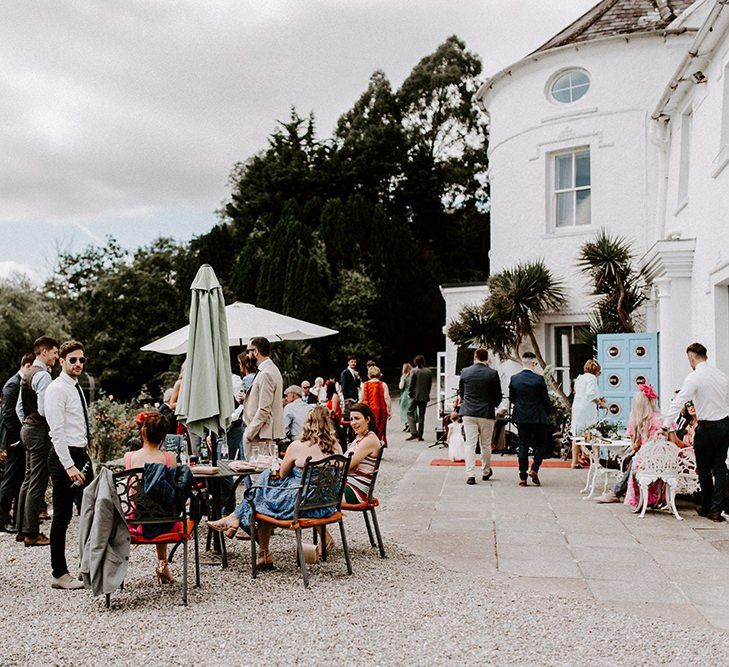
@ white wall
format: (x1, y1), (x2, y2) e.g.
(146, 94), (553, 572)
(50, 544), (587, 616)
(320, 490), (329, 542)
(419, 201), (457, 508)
(440, 284), (488, 409)
(482, 33), (693, 355)
(657, 26), (729, 388)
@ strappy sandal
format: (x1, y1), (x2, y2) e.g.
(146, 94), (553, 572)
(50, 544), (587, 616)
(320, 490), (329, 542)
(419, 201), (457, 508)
(256, 549), (274, 571)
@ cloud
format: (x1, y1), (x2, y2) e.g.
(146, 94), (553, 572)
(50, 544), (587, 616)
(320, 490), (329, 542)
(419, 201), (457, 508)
(0, 261), (41, 285)
(0, 0), (595, 226)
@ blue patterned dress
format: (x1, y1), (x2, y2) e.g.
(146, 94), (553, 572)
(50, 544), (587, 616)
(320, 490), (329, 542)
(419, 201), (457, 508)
(235, 467), (336, 531)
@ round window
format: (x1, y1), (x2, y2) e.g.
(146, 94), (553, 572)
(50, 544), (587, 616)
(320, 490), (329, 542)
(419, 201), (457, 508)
(550, 69), (590, 104)
(609, 403), (622, 416)
(634, 346), (647, 358)
(635, 375), (646, 386)
(608, 375), (621, 387)
(608, 346), (621, 358)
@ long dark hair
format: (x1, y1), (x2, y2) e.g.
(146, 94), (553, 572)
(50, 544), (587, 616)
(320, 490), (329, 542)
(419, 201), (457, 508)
(349, 402), (378, 437)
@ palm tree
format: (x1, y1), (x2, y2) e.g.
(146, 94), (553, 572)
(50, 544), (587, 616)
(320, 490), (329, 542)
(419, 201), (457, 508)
(447, 259), (569, 405)
(577, 231), (646, 336)
(486, 259), (566, 368)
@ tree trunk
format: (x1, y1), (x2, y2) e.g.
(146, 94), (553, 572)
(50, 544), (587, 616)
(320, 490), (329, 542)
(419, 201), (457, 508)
(527, 329), (571, 410)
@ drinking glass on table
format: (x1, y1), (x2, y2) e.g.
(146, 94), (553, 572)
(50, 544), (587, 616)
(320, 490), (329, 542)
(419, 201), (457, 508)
(268, 442), (280, 473)
(250, 446), (260, 467)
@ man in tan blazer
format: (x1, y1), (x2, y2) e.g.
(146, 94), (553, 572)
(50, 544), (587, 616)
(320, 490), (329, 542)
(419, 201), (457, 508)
(243, 337), (284, 460)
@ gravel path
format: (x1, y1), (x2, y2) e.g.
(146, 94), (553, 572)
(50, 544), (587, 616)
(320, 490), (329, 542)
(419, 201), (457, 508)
(3, 432), (729, 665)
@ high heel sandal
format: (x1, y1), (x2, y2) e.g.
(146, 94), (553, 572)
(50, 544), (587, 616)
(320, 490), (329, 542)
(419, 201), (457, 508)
(156, 560), (175, 585)
(256, 549), (274, 571)
(316, 532), (336, 558)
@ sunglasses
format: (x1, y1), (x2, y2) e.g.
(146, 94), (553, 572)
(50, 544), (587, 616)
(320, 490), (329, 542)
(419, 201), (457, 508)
(68, 356), (86, 365)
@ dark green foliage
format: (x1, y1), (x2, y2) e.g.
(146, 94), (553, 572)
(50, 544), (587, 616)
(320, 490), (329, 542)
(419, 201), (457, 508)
(0, 277), (70, 380)
(577, 231), (646, 341)
(33, 36), (490, 397)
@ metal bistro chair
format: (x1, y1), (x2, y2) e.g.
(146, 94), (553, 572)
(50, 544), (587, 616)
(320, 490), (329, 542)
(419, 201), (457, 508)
(340, 444), (386, 559)
(634, 437), (683, 520)
(110, 468), (199, 607)
(246, 454), (353, 588)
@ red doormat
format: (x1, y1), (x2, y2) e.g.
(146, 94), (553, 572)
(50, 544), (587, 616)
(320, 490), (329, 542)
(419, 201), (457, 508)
(431, 459), (573, 468)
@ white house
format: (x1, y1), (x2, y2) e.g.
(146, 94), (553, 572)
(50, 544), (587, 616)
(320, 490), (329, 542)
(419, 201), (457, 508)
(646, 0), (729, 403)
(441, 0), (729, 410)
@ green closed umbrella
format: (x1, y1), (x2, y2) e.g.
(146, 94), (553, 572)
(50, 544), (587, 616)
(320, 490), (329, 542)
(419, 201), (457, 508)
(175, 265), (234, 441)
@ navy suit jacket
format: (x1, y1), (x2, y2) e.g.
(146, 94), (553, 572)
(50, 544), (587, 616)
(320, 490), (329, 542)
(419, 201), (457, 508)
(0, 372), (22, 450)
(508, 369), (551, 425)
(340, 368), (361, 401)
(458, 363), (502, 419)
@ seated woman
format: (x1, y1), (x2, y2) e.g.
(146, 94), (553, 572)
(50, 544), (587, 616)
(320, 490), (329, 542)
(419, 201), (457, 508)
(670, 401), (697, 449)
(207, 406), (342, 570)
(343, 403), (382, 504)
(623, 384), (668, 509)
(124, 411), (177, 585)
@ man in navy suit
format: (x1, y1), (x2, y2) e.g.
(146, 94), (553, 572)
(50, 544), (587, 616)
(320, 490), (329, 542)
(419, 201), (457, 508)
(0, 352), (34, 532)
(508, 351), (551, 486)
(339, 356), (361, 402)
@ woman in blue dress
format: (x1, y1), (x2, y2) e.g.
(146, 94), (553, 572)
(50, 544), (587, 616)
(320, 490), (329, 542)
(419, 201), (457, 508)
(208, 406), (341, 570)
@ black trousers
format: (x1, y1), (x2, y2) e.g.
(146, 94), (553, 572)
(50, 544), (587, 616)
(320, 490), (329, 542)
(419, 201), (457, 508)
(694, 417), (729, 515)
(407, 400), (427, 438)
(516, 423), (548, 480)
(48, 447), (93, 579)
(0, 443), (25, 524)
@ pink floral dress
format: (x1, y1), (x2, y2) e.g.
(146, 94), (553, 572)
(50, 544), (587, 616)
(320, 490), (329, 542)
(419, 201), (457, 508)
(624, 412), (666, 509)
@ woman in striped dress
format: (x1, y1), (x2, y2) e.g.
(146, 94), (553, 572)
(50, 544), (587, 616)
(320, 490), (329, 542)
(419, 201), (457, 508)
(344, 403), (381, 503)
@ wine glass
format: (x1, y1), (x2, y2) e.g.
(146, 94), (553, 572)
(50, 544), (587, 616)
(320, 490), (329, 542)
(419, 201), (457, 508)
(250, 446), (260, 467)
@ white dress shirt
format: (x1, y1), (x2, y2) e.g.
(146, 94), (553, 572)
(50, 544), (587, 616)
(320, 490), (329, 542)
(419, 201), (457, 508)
(45, 372), (89, 469)
(665, 361), (729, 427)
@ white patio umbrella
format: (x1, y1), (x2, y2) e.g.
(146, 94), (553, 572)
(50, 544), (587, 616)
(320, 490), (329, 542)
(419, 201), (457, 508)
(141, 301), (338, 355)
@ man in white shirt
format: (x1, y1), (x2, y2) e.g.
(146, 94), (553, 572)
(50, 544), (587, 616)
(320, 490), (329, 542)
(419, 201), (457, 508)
(45, 340), (93, 589)
(666, 342), (729, 522)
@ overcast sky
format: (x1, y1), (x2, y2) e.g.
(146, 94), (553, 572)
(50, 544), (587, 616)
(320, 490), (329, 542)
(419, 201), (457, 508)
(1, 0), (595, 281)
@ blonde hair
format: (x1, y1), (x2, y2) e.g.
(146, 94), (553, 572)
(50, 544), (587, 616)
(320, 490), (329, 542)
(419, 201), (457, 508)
(628, 390), (657, 447)
(583, 359), (601, 375)
(401, 363), (412, 376)
(368, 365), (382, 379)
(299, 406), (339, 455)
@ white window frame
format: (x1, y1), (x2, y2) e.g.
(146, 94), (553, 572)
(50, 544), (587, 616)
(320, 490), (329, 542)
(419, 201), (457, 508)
(677, 108), (692, 207)
(550, 147), (591, 230)
(548, 68), (591, 105)
(721, 63), (729, 152)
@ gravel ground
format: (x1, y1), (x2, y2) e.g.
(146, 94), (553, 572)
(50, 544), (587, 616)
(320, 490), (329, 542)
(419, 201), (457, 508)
(3, 433), (729, 665)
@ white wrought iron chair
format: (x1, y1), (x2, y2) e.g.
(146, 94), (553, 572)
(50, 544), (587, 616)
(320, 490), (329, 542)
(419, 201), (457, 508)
(633, 437), (683, 520)
(676, 446), (700, 496)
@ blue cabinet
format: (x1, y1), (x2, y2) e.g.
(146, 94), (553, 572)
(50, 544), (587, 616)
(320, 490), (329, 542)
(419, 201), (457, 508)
(597, 333), (659, 427)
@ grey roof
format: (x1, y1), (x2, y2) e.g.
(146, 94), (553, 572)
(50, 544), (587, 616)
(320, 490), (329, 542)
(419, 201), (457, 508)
(533, 0), (695, 53)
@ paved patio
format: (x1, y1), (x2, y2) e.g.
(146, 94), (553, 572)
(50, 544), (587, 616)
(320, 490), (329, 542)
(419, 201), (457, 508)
(382, 446), (729, 632)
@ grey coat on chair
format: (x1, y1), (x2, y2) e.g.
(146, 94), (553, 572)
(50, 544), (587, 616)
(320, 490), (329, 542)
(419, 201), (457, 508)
(78, 467), (130, 597)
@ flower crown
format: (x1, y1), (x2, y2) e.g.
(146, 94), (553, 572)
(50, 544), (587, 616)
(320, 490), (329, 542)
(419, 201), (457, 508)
(135, 411), (153, 428)
(638, 383), (658, 401)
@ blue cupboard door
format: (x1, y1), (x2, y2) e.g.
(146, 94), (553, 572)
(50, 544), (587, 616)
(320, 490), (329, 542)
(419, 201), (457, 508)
(597, 333), (659, 429)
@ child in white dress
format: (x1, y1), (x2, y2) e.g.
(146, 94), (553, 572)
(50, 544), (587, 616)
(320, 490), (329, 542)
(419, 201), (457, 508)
(447, 412), (466, 462)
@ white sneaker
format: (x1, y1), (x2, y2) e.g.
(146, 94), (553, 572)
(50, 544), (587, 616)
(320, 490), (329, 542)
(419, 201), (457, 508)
(51, 573), (84, 590)
(596, 490), (620, 504)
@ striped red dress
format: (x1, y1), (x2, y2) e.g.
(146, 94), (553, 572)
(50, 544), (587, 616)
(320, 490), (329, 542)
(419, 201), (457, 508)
(345, 432), (378, 503)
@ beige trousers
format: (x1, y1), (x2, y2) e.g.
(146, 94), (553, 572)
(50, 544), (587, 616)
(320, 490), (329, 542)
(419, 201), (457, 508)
(463, 417), (495, 477)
